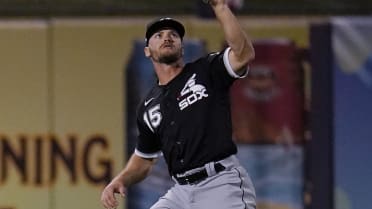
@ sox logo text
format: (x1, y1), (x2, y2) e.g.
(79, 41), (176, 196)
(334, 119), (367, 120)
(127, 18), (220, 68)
(178, 73), (208, 111)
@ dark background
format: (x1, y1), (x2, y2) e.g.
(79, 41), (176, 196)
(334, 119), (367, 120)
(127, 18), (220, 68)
(0, 0), (371, 16)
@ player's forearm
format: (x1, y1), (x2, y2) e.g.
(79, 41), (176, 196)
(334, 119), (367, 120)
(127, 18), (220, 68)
(113, 169), (146, 188)
(212, 3), (254, 65)
(113, 154), (154, 187)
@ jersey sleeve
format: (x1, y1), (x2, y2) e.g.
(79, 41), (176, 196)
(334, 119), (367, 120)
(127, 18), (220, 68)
(222, 47), (249, 78)
(206, 47), (248, 88)
(135, 111), (162, 159)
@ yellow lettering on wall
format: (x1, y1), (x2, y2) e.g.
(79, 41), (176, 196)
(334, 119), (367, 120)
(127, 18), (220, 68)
(0, 134), (113, 187)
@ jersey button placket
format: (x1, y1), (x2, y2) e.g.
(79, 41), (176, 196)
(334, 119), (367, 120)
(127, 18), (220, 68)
(175, 140), (183, 163)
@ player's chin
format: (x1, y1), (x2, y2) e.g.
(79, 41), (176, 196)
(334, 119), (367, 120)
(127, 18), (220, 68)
(158, 53), (180, 64)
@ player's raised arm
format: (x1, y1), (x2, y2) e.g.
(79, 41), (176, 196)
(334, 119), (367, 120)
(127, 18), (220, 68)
(208, 0), (255, 72)
(100, 154), (156, 209)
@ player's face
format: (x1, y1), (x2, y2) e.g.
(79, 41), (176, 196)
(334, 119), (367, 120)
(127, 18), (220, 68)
(146, 29), (183, 64)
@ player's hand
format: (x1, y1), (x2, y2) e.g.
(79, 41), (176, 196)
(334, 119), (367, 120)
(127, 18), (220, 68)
(100, 178), (127, 209)
(205, 0), (226, 6)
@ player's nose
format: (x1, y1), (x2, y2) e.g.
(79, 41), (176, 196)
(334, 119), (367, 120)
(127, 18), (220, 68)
(164, 32), (175, 41)
(164, 36), (174, 43)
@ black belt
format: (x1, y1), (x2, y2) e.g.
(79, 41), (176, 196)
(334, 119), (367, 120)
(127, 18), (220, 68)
(174, 162), (226, 185)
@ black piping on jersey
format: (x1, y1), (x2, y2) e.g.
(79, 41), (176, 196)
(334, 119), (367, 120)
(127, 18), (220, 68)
(234, 168), (247, 209)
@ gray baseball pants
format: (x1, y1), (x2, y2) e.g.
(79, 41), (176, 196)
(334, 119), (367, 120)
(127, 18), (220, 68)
(150, 155), (256, 209)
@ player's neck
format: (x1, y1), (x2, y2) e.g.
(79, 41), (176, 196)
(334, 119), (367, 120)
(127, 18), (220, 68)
(154, 60), (184, 85)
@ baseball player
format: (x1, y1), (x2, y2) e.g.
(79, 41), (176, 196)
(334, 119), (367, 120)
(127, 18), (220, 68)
(101, 0), (256, 208)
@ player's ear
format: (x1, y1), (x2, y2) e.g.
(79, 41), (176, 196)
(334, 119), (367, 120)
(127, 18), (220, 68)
(144, 46), (151, 58)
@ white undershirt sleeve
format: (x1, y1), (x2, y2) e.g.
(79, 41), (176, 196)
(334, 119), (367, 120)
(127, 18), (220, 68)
(134, 148), (162, 159)
(223, 47), (249, 78)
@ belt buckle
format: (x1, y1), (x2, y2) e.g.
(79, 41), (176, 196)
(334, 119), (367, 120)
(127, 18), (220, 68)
(177, 176), (190, 185)
(184, 177), (190, 184)
(179, 175), (197, 185)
